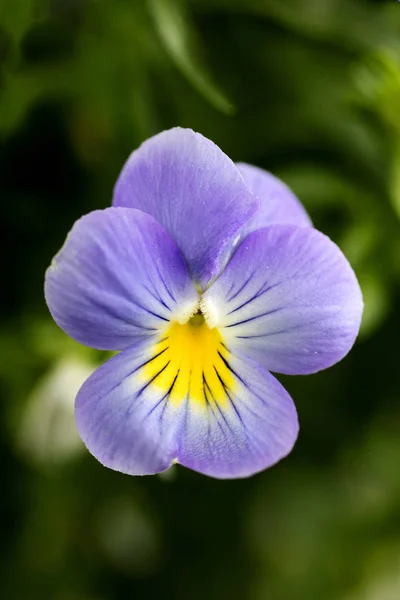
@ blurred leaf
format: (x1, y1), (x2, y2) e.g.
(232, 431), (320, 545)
(0, 0), (49, 46)
(148, 0), (235, 114)
(28, 318), (95, 362)
(0, 71), (44, 132)
(345, 547), (400, 600)
(279, 165), (355, 209)
(390, 138), (400, 221)
(357, 272), (390, 338)
(340, 221), (379, 268)
(353, 48), (400, 132)
(192, 0), (397, 49)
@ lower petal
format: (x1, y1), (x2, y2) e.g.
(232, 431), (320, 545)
(176, 347), (298, 479)
(75, 339), (185, 475)
(76, 323), (298, 479)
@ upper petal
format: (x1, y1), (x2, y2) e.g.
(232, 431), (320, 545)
(113, 128), (259, 288)
(202, 225), (363, 375)
(45, 207), (199, 350)
(236, 163), (312, 236)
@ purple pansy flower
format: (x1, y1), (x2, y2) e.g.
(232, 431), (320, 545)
(45, 128), (363, 479)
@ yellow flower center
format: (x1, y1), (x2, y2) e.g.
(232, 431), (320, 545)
(142, 312), (235, 407)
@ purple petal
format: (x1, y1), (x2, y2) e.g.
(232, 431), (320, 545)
(75, 332), (298, 478)
(113, 128), (259, 288)
(45, 207), (199, 350)
(177, 350), (298, 479)
(75, 340), (185, 475)
(202, 225), (363, 375)
(237, 163), (312, 237)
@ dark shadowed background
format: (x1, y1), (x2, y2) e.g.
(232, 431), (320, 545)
(1, 1), (400, 599)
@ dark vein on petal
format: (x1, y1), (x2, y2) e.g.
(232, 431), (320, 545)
(136, 361), (170, 398)
(225, 280), (236, 299)
(142, 307), (170, 322)
(226, 271), (256, 303)
(235, 334), (266, 339)
(217, 347), (274, 416)
(202, 373), (218, 444)
(214, 365), (244, 426)
(134, 347), (168, 371)
(91, 343), (162, 400)
(203, 373), (233, 437)
(202, 372), (212, 408)
(226, 307), (283, 328)
(236, 320), (313, 339)
(87, 296), (159, 331)
(146, 369), (180, 420)
(144, 284), (172, 311)
(213, 398), (236, 437)
(203, 373), (222, 426)
(218, 350), (246, 387)
(160, 370), (180, 420)
(154, 261), (177, 304)
(227, 281), (281, 315)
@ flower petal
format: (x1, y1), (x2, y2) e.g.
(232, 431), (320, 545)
(236, 163), (312, 235)
(113, 128), (259, 288)
(45, 207), (199, 350)
(176, 349), (298, 479)
(202, 225), (363, 375)
(75, 332), (298, 478)
(75, 340), (185, 475)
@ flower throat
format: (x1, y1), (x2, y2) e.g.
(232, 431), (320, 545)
(142, 308), (235, 407)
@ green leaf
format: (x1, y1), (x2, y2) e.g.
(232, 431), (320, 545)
(148, 0), (235, 114)
(390, 138), (400, 222)
(353, 48), (400, 132)
(191, 0), (395, 50)
(0, 0), (49, 45)
(357, 272), (390, 338)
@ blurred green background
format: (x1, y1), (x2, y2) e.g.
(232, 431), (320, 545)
(1, 0), (400, 599)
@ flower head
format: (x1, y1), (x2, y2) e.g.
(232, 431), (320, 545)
(45, 128), (363, 479)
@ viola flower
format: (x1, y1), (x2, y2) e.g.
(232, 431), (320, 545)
(45, 128), (363, 479)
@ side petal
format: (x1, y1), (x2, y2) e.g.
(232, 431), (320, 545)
(75, 340), (185, 475)
(202, 225), (363, 375)
(113, 128), (259, 288)
(176, 348), (298, 479)
(45, 207), (199, 350)
(236, 163), (312, 235)
(75, 335), (298, 479)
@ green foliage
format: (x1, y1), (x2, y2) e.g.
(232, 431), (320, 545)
(149, 0), (235, 114)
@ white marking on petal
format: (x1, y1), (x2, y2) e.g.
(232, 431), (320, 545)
(172, 296), (200, 325)
(200, 295), (221, 329)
